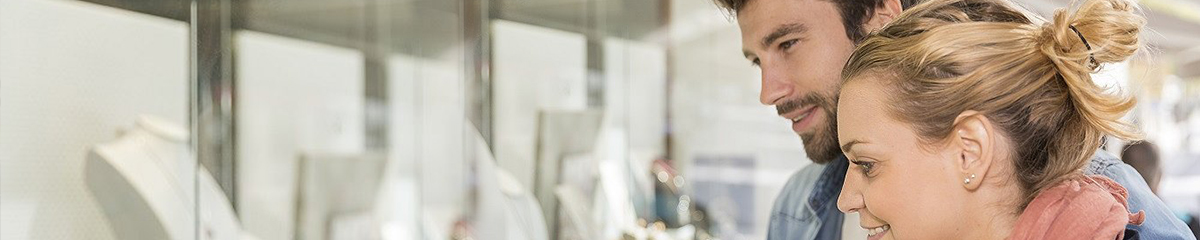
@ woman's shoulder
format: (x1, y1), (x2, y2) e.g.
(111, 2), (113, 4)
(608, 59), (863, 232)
(1007, 175), (1144, 240)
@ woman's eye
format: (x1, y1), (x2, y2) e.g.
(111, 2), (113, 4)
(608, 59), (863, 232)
(779, 39), (798, 50)
(852, 160), (876, 176)
(860, 162), (873, 174)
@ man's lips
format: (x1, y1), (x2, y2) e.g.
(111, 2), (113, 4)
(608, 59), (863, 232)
(781, 105), (818, 122)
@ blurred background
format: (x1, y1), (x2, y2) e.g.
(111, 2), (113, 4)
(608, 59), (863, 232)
(1, 0), (1198, 239)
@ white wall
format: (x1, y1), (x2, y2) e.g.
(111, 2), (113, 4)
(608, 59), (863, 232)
(235, 30), (364, 240)
(491, 20), (588, 191)
(0, 0), (189, 239)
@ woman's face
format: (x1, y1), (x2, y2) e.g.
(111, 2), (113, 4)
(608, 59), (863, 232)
(835, 78), (971, 240)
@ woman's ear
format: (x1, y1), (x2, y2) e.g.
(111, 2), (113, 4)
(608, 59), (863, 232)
(952, 111), (997, 191)
(864, 0), (905, 32)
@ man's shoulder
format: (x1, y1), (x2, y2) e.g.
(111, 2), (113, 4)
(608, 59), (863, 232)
(1085, 149), (1123, 175)
(1086, 149), (1198, 240)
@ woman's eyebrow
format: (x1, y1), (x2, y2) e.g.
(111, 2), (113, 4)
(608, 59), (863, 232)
(841, 139), (867, 153)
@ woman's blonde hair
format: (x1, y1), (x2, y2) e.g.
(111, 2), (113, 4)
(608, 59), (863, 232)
(841, 0), (1145, 203)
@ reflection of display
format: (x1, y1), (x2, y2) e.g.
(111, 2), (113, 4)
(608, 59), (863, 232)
(84, 115), (252, 240)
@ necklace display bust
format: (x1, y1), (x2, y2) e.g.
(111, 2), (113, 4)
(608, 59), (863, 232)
(85, 115), (248, 240)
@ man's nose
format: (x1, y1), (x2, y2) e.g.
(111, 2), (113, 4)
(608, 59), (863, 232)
(838, 171), (866, 213)
(759, 64), (793, 105)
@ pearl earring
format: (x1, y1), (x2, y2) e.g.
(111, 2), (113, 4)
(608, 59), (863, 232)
(963, 174), (976, 185)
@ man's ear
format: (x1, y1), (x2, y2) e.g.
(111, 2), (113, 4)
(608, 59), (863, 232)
(952, 111), (997, 191)
(864, 0), (905, 32)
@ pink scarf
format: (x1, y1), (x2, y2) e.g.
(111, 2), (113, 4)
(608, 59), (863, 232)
(1007, 175), (1145, 240)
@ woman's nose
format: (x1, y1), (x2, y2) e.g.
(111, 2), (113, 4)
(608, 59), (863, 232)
(838, 171), (866, 213)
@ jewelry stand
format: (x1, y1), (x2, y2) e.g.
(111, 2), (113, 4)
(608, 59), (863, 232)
(85, 115), (251, 240)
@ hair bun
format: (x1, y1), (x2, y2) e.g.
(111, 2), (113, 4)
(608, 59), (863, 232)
(1040, 0), (1145, 72)
(1035, 0), (1144, 155)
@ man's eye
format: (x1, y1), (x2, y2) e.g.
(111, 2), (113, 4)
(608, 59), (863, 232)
(751, 58), (761, 67)
(779, 39), (799, 50)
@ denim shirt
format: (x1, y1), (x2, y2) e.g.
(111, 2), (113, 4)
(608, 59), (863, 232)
(767, 156), (847, 240)
(767, 151), (1196, 240)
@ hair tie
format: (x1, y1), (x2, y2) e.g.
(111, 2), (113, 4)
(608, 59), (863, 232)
(1069, 25), (1099, 68)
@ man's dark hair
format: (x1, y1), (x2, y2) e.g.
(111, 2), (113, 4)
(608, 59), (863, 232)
(1122, 141), (1162, 191)
(714, 0), (920, 42)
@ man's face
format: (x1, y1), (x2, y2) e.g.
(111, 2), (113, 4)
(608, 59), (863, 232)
(738, 0), (858, 163)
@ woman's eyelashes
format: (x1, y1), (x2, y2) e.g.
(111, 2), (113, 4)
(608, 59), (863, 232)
(851, 159), (877, 177)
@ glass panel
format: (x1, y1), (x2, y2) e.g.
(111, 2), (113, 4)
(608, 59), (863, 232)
(195, 0), (476, 239)
(390, 1), (473, 239)
(191, 0), (476, 239)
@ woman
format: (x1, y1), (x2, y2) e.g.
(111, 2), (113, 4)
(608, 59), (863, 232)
(834, 0), (1150, 239)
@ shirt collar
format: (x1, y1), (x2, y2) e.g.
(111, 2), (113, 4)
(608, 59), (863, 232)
(808, 155), (848, 209)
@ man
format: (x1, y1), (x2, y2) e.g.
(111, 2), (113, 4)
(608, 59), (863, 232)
(710, 0), (1196, 239)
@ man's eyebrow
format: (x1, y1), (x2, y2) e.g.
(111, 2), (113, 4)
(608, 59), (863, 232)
(761, 23), (808, 48)
(841, 139), (866, 153)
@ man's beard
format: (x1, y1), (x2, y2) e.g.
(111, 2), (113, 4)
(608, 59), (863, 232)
(777, 93), (841, 164)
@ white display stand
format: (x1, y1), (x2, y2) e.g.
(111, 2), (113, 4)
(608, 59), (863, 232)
(84, 115), (252, 240)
